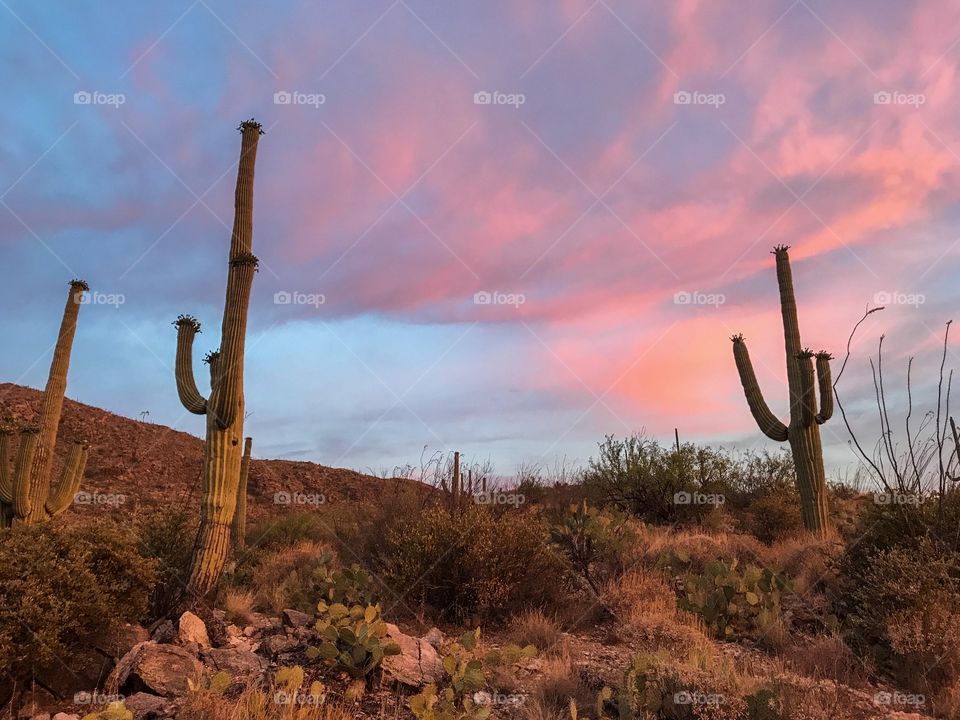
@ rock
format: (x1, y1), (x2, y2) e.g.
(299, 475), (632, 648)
(423, 627), (445, 651)
(201, 648), (268, 678)
(177, 611), (210, 648)
(281, 609), (312, 628)
(95, 623), (151, 660)
(52, 714), (80, 720)
(259, 634), (299, 657)
(29, 714), (49, 720)
(123, 692), (169, 719)
(151, 620), (176, 644)
(242, 626), (257, 638)
(109, 641), (203, 698)
(382, 623), (444, 687)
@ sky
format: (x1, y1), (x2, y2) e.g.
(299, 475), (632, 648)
(1, 0), (960, 479)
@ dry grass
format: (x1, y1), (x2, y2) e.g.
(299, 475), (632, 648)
(508, 609), (564, 654)
(251, 541), (331, 613)
(526, 652), (595, 719)
(223, 588), (256, 626)
(178, 686), (356, 720)
(783, 635), (869, 687)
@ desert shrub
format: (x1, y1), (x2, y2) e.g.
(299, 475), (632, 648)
(377, 504), (565, 621)
(528, 652), (596, 717)
(245, 511), (335, 552)
(137, 506), (197, 619)
(0, 519), (156, 685)
(508, 609), (563, 653)
(784, 635), (869, 687)
(548, 501), (635, 597)
(676, 558), (789, 641)
(250, 541), (334, 614)
(739, 490), (804, 544)
(619, 650), (745, 720)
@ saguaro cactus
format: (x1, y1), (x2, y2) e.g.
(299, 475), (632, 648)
(731, 246), (832, 535)
(231, 437), (252, 550)
(174, 119), (263, 597)
(0, 280), (90, 526)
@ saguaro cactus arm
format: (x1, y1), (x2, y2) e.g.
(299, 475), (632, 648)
(174, 316), (208, 415)
(45, 441), (88, 516)
(12, 429), (40, 520)
(0, 429), (13, 504)
(814, 352), (834, 424)
(732, 335), (789, 441)
(232, 436), (252, 549)
(796, 350), (818, 427)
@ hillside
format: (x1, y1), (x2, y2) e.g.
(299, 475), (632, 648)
(0, 383), (391, 518)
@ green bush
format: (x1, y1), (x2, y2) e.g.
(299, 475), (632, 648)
(676, 558), (789, 640)
(377, 504), (565, 621)
(548, 501), (635, 596)
(0, 519), (156, 684)
(137, 507), (196, 619)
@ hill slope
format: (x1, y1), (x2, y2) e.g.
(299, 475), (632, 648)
(0, 383), (388, 518)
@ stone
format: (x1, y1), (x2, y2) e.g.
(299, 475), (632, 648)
(177, 611), (210, 648)
(52, 714), (80, 720)
(423, 627), (445, 651)
(259, 634), (299, 657)
(151, 620), (176, 644)
(123, 692), (169, 719)
(281, 609), (312, 628)
(201, 647), (268, 678)
(382, 623), (444, 687)
(109, 642), (203, 698)
(95, 623), (151, 660)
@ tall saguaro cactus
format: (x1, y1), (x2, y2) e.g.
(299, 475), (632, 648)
(174, 120), (263, 598)
(731, 246), (832, 535)
(0, 280), (90, 527)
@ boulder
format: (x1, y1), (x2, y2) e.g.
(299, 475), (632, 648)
(281, 609), (312, 628)
(201, 648), (268, 678)
(259, 634), (299, 657)
(108, 642), (203, 698)
(177, 612), (210, 648)
(150, 620), (176, 644)
(382, 623), (444, 687)
(95, 624), (151, 660)
(123, 692), (169, 719)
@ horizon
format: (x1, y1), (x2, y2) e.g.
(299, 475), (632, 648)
(2, 1), (960, 482)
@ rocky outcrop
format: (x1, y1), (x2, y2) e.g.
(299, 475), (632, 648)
(108, 642), (203, 698)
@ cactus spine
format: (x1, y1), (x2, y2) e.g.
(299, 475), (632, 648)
(174, 120), (263, 597)
(731, 246), (832, 535)
(0, 281), (90, 527)
(231, 437), (252, 550)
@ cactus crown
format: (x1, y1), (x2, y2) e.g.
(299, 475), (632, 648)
(203, 349), (221, 365)
(730, 333), (745, 343)
(174, 314), (202, 333)
(815, 351), (834, 360)
(797, 348), (816, 359)
(238, 119), (265, 135)
(771, 245), (791, 254)
(230, 252), (260, 269)
(69, 279), (90, 292)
